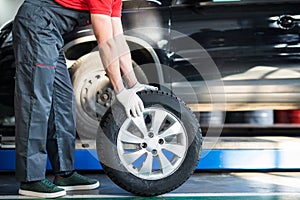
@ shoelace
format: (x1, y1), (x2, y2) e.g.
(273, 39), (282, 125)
(41, 179), (57, 188)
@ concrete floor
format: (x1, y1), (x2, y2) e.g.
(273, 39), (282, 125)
(1, 171), (300, 199)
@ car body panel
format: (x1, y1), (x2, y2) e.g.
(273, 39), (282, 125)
(169, 0), (300, 109)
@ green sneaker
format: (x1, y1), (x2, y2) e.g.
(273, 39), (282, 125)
(19, 179), (66, 198)
(54, 171), (100, 191)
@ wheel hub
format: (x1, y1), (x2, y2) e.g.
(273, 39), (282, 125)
(79, 71), (112, 120)
(97, 87), (114, 108)
(141, 135), (163, 155)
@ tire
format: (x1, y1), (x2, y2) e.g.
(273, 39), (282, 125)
(97, 90), (202, 196)
(70, 51), (148, 139)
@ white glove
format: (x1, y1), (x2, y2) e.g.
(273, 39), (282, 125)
(116, 83), (158, 118)
(131, 82), (158, 93)
(116, 88), (144, 118)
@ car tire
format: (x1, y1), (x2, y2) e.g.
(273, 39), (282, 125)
(97, 90), (202, 196)
(70, 51), (148, 139)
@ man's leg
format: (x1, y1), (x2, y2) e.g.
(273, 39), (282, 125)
(13, 2), (60, 182)
(47, 52), (99, 191)
(13, 2), (67, 198)
(46, 52), (76, 174)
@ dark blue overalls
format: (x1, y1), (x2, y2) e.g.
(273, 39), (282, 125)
(12, 0), (90, 182)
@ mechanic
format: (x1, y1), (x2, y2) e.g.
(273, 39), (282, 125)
(12, 0), (156, 198)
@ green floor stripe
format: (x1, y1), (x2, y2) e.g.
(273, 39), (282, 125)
(3, 194), (300, 200)
(60, 197), (298, 200)
(4, 196), (299, 200)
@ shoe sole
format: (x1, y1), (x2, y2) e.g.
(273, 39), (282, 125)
(19, 189), (66, 198)
(57, 181), (100, 191)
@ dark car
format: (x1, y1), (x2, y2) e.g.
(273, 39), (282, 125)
(1, 0), (300, 136)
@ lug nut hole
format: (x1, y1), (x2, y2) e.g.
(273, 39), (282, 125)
(158, 139), (164, 145)
(152, 149), (157, 155)
(141, 143), (147, 148)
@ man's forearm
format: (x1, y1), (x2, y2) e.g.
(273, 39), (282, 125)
(112, 17), (138, 88)
(91, 14), (125, 93)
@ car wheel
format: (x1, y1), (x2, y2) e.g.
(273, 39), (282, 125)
(70, 51), (148, 139)
(97, 90), (202, 196)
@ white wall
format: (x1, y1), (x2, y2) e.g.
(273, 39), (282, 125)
(0, 0), (24, 27)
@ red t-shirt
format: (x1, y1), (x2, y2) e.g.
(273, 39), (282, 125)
(54, 0), (122, 17)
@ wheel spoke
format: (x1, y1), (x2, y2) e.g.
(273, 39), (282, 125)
(119, 130), (144, 144)
(122, 149), (146, 164)
(159, 121), (183, 138)
(131, 116), (148, 138)
(163, 144), (186, 158)
(151, 110), (167, 134)
(139, 153), (153, 176)
(157, 150), (172, 173)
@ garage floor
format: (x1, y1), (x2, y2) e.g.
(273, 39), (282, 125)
(1, 171), (300, 199)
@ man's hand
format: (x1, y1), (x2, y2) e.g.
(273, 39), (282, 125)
(116, 83), (158, 118)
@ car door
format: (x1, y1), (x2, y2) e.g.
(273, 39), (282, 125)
(169, 0), (300, 111)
